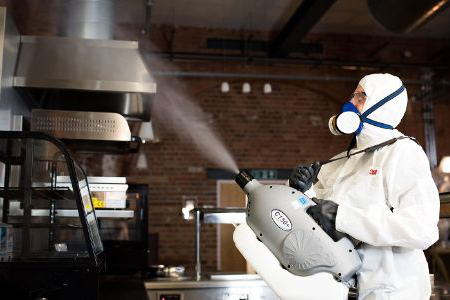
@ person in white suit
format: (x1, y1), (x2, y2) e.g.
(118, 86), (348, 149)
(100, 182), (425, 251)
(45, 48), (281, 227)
(289, 73), (440, 299)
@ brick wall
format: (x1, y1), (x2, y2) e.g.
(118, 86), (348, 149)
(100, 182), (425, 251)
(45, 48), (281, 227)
(3, 1), (450, 273)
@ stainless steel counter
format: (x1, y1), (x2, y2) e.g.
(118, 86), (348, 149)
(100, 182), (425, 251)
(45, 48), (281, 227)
(145, 274), (267, 289)
(9, 207), (134, 218)
(145, 274), (277, 300)
(146, 274), (444, 300)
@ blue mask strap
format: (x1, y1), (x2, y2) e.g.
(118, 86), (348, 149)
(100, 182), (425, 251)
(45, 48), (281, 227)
(360, 85), (405, 130)
(362, 118), (393, 129)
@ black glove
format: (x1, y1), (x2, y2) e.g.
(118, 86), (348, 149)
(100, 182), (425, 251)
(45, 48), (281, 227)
(289, 161), (321, 193)
(307, 198), (360, 246)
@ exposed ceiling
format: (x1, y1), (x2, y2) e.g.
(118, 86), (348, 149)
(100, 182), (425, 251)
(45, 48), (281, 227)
(314, 0), (450, 38)
(150, 0), (301, 32)
(150, 0), (450, 39)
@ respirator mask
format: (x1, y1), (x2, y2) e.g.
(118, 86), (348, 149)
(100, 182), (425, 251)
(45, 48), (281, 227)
(329, 95), (364, 136)
(328, 86), (405, 136)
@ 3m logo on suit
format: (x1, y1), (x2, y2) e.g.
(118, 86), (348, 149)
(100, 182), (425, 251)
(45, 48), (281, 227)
(369, 169), (378, 175)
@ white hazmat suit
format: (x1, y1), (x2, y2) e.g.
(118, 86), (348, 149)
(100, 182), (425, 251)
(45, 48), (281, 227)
(312, 74), (440, 299)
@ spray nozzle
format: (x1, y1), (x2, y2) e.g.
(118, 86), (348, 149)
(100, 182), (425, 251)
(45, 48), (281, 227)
(235, 170), (254, 190)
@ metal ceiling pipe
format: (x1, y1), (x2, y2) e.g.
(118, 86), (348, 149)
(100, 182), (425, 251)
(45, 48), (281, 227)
(59, 0), (115, 39)
(142, 0), (153, 37)
(148, 51), (450, 71)
(151, 71), (434, 85)
(367, 0), (450, 34)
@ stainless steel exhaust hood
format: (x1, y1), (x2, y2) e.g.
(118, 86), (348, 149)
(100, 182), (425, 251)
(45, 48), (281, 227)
(14, 36), (156, 94)
(12, 0), (157, 122)
(13, 35), (156, 122)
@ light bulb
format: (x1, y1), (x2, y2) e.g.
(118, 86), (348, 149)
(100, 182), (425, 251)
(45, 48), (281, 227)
(221, 81), (230, 93)
(440, 156), (450, 173)
(242, 82), (251, 94)
(136, 153), (148, 170)
(138, 122), (154, 143)
(182, 200), (195, 220)
(263, 83), (272, 94)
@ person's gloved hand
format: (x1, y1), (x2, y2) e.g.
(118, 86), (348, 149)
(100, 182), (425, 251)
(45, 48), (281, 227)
(307, 198), (360, 246)
(289, 161), (321, 193)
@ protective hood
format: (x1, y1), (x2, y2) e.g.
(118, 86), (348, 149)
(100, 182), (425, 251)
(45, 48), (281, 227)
(359, 73), (407, 128)
(356, 73), (408, 148)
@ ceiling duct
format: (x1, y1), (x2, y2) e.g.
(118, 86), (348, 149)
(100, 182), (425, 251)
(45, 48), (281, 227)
(59, 0), (115, 39)
(13, 0), (156, 122)
(367, 0), (450, 34)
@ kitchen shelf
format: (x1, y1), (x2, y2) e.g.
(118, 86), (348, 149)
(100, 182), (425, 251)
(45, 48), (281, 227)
(9, 208), (134, 219)
(61, 138), (141, 154)
(0, 187), (74, 200)
(0, 130), (104, 267)
(199, 208), (246, 224)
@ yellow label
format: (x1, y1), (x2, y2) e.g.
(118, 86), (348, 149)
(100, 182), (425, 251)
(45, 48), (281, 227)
(92, 197), (105, 208)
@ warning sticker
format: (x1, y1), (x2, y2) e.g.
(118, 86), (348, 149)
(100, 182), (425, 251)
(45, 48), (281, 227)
(298, 196), (308, 206)
(290, 196), (309, 210)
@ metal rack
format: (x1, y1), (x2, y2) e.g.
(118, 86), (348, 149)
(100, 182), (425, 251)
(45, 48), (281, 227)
(193, 207), (246, 280)
(0, 131), (104, 299)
